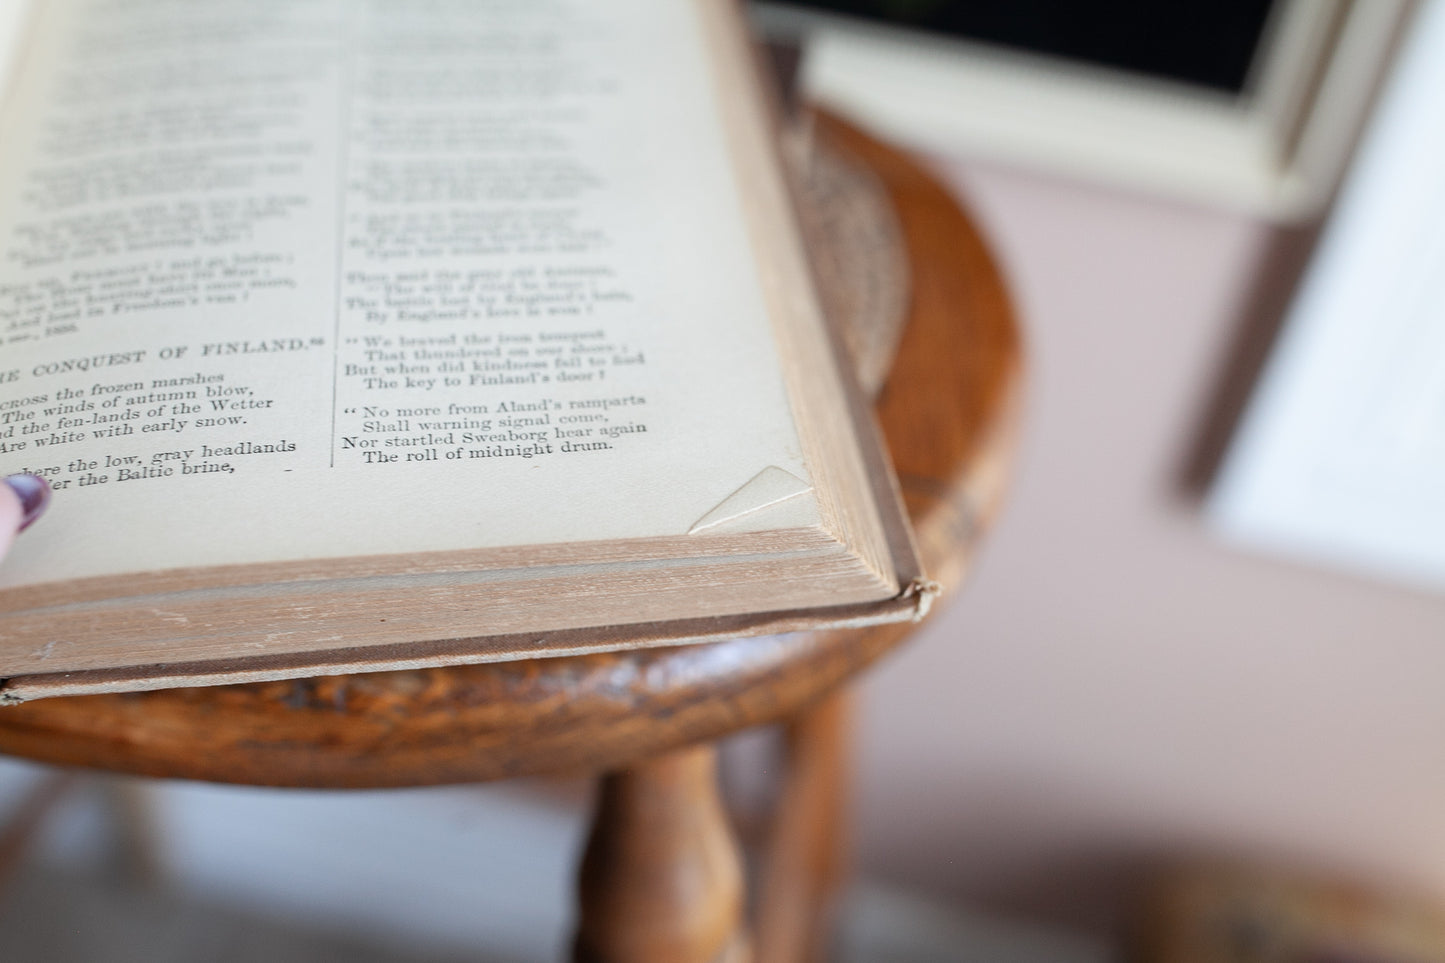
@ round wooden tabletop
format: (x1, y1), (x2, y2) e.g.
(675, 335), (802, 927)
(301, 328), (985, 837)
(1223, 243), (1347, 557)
(0, 114), (1022, 788)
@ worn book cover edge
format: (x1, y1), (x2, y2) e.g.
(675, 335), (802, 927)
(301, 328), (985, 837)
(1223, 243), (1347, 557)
(0, 581), (938, 702)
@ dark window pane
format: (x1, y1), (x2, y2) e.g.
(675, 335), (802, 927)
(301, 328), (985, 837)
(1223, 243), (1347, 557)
(770, 0), (1277, 95)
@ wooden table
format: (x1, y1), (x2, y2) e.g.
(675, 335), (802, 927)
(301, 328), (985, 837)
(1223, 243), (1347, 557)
(0, 113), (1022, 963)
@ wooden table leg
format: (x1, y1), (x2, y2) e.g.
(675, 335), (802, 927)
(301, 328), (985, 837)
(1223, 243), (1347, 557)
(575, 745), (749, 963)
(754, 691), (852, 963)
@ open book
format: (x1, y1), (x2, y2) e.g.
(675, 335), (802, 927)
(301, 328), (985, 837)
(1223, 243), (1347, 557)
(0, 0), (923, 700)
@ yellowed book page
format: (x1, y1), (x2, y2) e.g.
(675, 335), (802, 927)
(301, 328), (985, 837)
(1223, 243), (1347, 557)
(0, 0), (817, 589)
(0, 1), (26, 93)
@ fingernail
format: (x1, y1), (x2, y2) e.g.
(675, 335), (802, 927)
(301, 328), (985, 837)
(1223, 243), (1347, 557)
(3, 474), (50, 532)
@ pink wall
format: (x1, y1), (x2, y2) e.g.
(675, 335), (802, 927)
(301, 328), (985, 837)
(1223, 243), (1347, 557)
(851, 159), (1445, 933)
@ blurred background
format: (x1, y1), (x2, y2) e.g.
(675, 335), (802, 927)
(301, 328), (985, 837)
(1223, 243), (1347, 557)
(6, 0), (1445, 960)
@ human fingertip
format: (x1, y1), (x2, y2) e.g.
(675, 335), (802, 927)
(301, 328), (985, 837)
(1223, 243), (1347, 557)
(2, 473), (51, 532)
